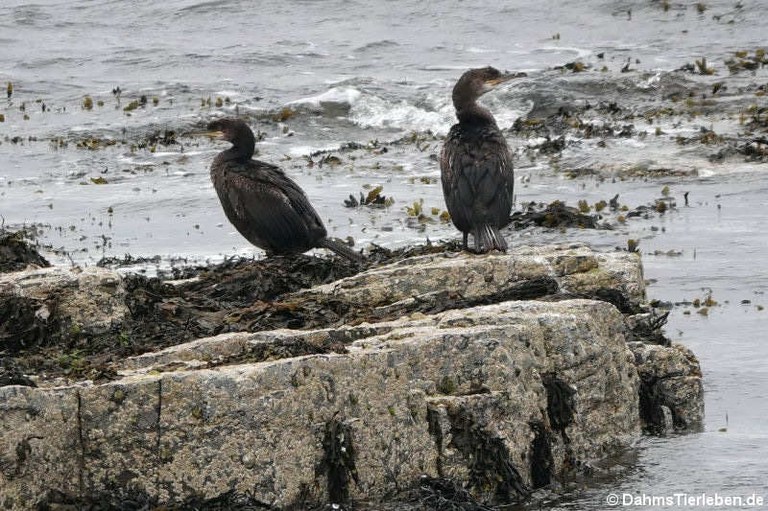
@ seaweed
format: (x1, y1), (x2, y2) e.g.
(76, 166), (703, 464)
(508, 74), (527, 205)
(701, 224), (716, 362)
(638, 375), (671, 435)
(317, 413), (360, 507)
(417, 475), (495, 511)
(343, 185), (393, 208)
(529, 422), (554, 489)
(0, 229), (50, 272)
(446, 411), (530, 503)
(36, 488), (273, 510)
(0, 295), (51, 354)
(510, 201), (601, 230)
(627, 311), (671, 346)
(0, 358), (36, 387)
(3, 238), (652, 386)
(542, 375), (576, 434)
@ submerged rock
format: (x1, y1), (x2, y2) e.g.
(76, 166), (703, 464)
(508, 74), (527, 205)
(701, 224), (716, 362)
(0, 243), (703, 510)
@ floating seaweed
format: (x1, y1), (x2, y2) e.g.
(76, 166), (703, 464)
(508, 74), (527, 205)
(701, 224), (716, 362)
(510, 201), (601, 230)
(725, 48), (767, 74)
(123, 100), (139, 112)
(417, 475), (495, 511)
(344, 185), (393, 208)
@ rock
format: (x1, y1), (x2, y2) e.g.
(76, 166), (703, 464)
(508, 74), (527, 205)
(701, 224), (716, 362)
(0, 243), (703, 509)
(0, 385), (81, 504)
(0, 230), (50, 274)
(0, 358), (36, 387)
(658, 405), (675, 434)
(629, 342), (704, 433)
(0, 267), (128, 352)
(1, 299), (640, 509)
(293, 243), (644, 309)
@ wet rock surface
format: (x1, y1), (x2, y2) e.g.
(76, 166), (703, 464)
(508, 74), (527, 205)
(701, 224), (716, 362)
(0, 238), (703, 510)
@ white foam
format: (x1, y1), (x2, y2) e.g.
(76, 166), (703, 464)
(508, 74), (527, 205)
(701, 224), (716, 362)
(536, 45), (593, 60)
(466, 46), (494, 54)
(284, 144), (340, 157)
(421, 64), (479, 71)
(637, 72), (662, 90)
(349, 93), (453, 134)
(697, 162), (766, 178)
(492, 106), (528, 130)
(213, 89), (245, 99)
(287, 87), (362, 112)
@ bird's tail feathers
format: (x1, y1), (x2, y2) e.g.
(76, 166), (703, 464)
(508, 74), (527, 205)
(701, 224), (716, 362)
(473, 225), (508, 253)
(319, 237), (365, 263)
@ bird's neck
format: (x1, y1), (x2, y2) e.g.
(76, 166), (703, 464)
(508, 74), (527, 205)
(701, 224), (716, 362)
(219, 138), (255, 164)
(455, 101), (497, 127)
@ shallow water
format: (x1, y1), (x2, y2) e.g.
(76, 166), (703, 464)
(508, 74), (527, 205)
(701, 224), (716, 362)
(2, 0), (768, 508)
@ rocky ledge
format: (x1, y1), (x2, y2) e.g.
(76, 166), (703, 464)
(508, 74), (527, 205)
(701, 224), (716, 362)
(0, 243), (703, 510)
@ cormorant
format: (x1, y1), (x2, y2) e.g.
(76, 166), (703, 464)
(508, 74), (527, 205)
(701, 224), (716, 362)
(440, 67), (517, 253)
(204, 118), (362, 262)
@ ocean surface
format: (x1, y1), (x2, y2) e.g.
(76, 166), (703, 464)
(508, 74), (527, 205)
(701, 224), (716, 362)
(1, 0), (767, 509)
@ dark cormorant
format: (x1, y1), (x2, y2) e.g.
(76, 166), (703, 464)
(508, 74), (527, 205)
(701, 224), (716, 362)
(440, 67), (517, 253)
(204, 118), (362, 262)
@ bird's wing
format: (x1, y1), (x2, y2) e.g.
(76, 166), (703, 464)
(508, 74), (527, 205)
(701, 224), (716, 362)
(268, 165), (326, 228)
(441, 128), (471, 231)
(214, 162), (325, 252)
(441, 126), (514, 229)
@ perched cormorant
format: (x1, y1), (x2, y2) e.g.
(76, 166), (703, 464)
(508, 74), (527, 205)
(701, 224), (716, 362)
(204, 118), (362, 262)
(440, 67), (517, 253)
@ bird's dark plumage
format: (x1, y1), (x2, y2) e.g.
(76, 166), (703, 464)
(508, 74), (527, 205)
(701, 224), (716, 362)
(207, 118), (362, 262)
(440, 67), (516, 253)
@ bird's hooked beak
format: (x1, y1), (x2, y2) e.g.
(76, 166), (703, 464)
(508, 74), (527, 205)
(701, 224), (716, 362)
(482, 71), (527, 92)
(195, 129), (225, 140)
(191, 123), (226, 139)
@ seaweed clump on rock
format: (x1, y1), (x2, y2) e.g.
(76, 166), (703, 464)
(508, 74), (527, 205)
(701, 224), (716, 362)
(0, 229), (50, 273)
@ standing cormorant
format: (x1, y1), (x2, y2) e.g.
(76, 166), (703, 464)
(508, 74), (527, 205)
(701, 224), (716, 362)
(204, 118), (362, 262)
(440, 67), (517, 253)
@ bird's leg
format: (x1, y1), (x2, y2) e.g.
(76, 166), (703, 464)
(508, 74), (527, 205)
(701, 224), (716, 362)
(462, 232), (469, 251)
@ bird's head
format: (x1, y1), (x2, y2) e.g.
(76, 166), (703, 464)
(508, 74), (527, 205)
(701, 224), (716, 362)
(202, 118), (250, 143)
(452, 66), (524, 105)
